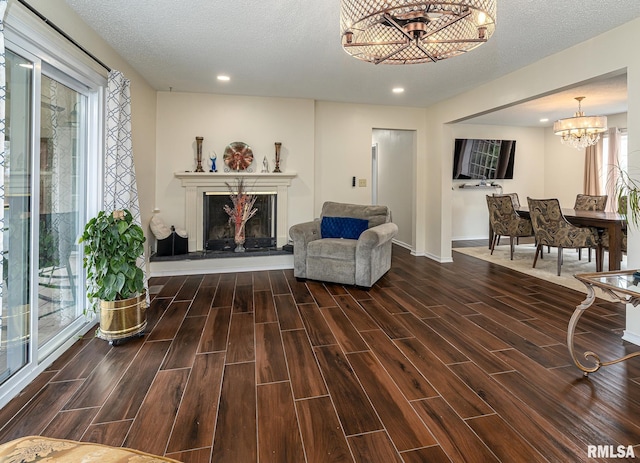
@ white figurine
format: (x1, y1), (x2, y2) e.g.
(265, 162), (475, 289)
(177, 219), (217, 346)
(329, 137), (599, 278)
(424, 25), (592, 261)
(261, 156), (269, 173)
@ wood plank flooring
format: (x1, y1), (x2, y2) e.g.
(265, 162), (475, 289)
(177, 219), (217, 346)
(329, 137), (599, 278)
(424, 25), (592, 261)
(2, 244), (640, 462)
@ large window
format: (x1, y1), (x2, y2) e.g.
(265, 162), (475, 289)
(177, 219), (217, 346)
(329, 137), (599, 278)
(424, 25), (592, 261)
(0, 7), (105, 406)
(601, 131), (628, 199)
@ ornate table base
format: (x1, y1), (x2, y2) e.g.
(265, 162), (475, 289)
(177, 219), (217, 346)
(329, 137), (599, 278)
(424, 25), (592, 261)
(570, 271), (640, 376)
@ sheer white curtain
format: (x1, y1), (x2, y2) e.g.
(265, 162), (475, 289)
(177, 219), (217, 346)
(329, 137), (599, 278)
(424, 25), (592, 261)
(0, 0), (7, 312)
(603, 127), (621, 212)
(104, 69), (148, 295)
(46, 79), (75, 275)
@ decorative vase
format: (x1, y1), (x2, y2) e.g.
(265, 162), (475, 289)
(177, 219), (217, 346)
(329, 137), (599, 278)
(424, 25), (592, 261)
(273, 142), (282, 173)
(234, 223), (246, 252)
(97, 291), (147, 345)
(195, 136), (204, 172)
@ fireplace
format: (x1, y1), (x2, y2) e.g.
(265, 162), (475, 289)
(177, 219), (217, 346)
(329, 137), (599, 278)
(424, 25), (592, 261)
(174, 172), (296, 252)
(204, 192), (277, 251)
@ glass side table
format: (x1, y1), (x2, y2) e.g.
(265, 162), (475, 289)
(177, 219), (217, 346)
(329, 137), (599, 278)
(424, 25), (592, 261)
(571, 270), (640, 376)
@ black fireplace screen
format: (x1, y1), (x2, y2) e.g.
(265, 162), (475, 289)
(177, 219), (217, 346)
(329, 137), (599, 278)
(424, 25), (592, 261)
(203, 192), (277, 251)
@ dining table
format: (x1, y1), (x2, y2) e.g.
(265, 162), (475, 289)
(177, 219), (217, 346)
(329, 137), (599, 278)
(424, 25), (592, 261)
(512, 206), (627, 271)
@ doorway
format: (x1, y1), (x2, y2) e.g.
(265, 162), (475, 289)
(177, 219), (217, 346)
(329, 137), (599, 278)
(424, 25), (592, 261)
(371, 129), (415, 248)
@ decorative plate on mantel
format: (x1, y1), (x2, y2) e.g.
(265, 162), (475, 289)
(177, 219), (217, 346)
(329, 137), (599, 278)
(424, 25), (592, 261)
(223, 142), (254, 171)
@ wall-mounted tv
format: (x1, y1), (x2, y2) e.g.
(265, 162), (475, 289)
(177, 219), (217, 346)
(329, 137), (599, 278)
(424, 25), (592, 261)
(452, 138), (516, 180)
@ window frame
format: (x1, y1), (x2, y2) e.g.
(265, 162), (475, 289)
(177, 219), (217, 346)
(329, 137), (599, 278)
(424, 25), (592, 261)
(0, 2), (107, 408)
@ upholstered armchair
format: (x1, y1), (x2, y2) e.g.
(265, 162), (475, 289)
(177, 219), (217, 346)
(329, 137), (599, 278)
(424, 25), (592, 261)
(289, 201), (398, 288)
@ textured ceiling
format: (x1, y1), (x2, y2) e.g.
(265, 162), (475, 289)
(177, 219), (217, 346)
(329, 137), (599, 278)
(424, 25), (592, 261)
(62, 0), (639, 122)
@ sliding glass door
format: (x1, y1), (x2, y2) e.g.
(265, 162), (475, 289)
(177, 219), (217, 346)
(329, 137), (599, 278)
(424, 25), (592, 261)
(0, 49), (33, 385)
(0, 36), (100, 395)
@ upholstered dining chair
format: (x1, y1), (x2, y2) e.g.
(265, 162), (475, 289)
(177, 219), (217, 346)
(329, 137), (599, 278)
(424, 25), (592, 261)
(492, 192), (522, 246)
(527, 197), (602, 276)
(494, 192), (521, 209)
(486, 195), (534, 260)
(574, 193), (608, 211)
(574, 193), (608, 261)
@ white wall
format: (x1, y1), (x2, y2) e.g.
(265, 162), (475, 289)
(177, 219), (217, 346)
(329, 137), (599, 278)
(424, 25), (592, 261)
(372, 129), (414, 247)
(314, 102), (427, 254)
(155, 92), (315, 241)
(450, 125), (545, 240)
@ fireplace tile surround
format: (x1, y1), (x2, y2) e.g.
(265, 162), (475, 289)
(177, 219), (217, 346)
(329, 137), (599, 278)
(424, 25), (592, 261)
(174, 172), (297, 253)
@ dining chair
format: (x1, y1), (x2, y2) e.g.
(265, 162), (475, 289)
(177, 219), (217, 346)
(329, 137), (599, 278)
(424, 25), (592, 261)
(492, 192), (521, 246)
(493, 192), (521, 209)
(574, 193), (608, 211)
(527, 197), (602, 276)
(486, 195), (534, 260)
(574, 194), (608, 262)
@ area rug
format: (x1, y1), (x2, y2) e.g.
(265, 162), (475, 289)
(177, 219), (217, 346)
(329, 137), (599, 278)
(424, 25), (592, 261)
(454, 243), (627, 296)
(0, 435), (181, 462)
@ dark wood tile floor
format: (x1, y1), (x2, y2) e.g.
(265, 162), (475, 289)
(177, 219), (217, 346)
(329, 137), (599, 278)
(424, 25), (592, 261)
(2, 244), (640, 462)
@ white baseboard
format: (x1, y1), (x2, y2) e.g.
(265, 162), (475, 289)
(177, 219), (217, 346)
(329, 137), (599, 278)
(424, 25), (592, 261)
(452, 235), (488, 241)
(622, 330), (640, 347)
(409, 249), (452, 263)
(392, 239), (412, 251)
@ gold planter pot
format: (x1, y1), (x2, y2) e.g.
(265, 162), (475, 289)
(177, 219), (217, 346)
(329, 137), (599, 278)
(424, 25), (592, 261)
(97, 291), (147, 344)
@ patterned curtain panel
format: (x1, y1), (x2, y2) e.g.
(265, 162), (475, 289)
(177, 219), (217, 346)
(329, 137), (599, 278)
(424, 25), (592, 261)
(0, 0), (8, 311)
(104, 70), (148, 294)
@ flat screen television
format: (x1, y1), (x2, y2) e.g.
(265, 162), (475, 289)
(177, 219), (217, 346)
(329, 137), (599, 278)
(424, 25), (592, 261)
(452, 138), (516, 180)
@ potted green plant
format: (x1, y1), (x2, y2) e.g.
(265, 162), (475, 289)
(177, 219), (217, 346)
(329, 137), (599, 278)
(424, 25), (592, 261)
(79, 209), (147, 345)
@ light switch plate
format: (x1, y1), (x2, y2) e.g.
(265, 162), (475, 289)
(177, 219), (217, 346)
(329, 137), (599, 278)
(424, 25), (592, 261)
(358, 179), (367, 187)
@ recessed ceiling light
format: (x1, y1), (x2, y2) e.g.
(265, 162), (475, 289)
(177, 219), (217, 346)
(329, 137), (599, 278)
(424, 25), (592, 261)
(539, 118), (549, 123)
(392, 87), (404, 94)
(217, 75), (230, 81)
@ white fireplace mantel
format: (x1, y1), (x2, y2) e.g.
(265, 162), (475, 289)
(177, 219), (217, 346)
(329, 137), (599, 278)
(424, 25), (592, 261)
(174, 172), (297, 252)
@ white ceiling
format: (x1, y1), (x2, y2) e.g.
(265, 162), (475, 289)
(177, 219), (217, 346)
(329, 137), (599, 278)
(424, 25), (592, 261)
(62, 0), (639, 125)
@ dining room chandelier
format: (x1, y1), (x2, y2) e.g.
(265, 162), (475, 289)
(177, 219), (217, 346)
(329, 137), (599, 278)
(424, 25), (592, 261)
(553, 97), (608, 150)
(340, 1), (497, 65)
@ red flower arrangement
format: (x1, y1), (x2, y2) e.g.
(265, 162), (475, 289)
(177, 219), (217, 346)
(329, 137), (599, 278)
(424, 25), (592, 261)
(224, 179), (258, 251)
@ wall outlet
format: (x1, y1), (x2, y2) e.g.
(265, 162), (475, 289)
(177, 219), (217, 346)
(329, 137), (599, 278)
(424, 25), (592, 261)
(358, 179), (367, 187)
